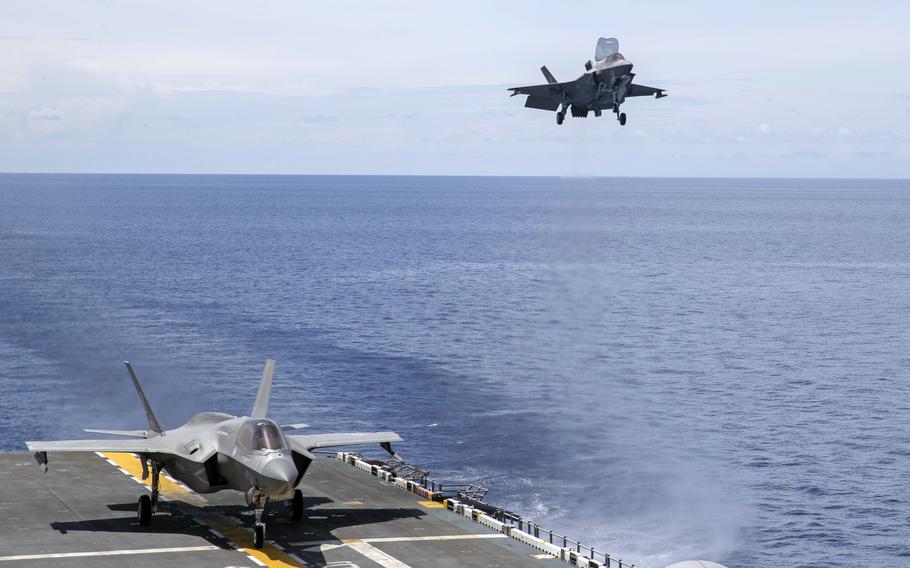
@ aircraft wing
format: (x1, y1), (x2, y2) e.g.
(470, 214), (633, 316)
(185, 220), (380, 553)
(508, 77), (586, 111)
(287, 431), (403, 451)
(627, 83), (667, 98)
(26, 438), (166, 454)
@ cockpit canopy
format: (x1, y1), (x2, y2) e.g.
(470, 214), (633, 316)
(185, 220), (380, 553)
(236, 419), (288, 452)
(595, 37), (619, 61)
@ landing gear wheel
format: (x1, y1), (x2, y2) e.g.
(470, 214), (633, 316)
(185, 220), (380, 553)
(556, 111), (565, 125)
(137, 495), (152, 526)
(619, 112), (627, 126)
(291, 489), (304, 521)
(253, 524), (265, 548)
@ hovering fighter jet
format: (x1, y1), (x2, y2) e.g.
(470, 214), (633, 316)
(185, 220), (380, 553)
(508, 37), (667, 125)
(26, 359), (402, 549)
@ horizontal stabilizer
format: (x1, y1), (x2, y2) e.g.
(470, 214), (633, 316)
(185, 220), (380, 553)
(84, 429), (149, 438)
(525, 95), (559, 111)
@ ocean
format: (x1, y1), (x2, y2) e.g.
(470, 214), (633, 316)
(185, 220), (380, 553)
(1, 173), (908, 567)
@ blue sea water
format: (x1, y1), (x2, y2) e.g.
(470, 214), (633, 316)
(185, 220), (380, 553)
(1, 174), (909, 568)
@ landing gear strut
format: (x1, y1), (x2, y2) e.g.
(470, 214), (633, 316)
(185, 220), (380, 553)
(248, 489), (269, 549)
(137, 459), (161, 526)
(611, 102), (627, 126)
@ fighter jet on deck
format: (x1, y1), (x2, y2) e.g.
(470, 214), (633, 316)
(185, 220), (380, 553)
(26, 359), (402, 548)
(508, 37), (667, 125)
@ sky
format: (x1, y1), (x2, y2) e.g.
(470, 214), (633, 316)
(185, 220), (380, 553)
(1, 1), (909, 177)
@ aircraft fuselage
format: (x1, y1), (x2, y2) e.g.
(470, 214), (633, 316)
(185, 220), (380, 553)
(145, 412), (309, 500)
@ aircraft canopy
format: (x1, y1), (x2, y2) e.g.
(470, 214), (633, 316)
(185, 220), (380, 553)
(595, 37), (620, 61)
(236, 419), (288, 451)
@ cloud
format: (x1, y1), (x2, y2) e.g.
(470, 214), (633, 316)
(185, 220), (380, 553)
(298, 115), (338, 124)
(782, 150), (824, 158)
(855, 150), (890, 158)
(756, 122), (772, 135)
(28, 107), (63, 121)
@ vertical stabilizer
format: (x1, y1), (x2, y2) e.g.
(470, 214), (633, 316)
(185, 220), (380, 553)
(251, 359), (276, 418)
(123, 361), (163, 434)
(540, 66), (558, 84)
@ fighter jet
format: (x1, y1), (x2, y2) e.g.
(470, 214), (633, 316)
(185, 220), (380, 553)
(508, 37), (667, 125)
(26, 359), (402, 548)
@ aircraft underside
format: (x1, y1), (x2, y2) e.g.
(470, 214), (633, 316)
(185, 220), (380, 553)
(509, 37), (666, 126)
(557, 95), (628, 126)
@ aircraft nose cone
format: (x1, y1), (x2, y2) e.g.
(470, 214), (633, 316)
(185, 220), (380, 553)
(261, 458), (297, 494)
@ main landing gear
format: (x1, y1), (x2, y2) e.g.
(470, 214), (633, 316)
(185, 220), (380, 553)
(291, 489), (304, 522)
(556, 111), (565, 125)
(137, 460), (161, 526)
(612, 103), (627, 126)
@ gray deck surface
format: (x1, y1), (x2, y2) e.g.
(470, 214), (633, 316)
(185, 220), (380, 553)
(0, 452), (562, 567)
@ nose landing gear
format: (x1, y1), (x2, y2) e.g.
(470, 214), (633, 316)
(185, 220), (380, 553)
(247, 488), (269, 548)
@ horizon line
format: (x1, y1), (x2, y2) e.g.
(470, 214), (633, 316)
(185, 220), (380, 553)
(1, 171), (908, 182)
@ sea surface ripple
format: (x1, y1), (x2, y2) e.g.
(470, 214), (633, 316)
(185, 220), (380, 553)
(1, 174), (909, 567)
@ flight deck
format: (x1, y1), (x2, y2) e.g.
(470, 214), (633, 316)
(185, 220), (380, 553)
(0, 451), (577, 568)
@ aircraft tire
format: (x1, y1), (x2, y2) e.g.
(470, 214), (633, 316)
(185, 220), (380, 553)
(291, 489), (304, 521)
(137, 495), (152, 526)
(619, 112), (627, 126)
(253, 524), (265, 548)
(556, 112), (565, 125)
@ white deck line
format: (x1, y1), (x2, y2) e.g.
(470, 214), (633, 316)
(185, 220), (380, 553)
(0, 545), (220, 562)
(289, 533), (507, 547)
(365, 533), (508, 543)
(347, 541), (412, 568)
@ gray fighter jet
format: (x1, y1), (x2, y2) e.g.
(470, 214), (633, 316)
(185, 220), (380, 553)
(509, 37), (667, 125)
(26, 359), (402, 548)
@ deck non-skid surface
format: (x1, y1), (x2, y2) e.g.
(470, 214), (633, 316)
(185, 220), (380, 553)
(0, 452), (563, 567)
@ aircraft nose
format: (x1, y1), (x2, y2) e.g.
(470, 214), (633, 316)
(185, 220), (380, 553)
(261, 457), (297, 494)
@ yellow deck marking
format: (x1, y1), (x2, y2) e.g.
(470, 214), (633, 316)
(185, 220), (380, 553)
(416, 500), (444, 509)
(202, 517), (304, 568)
(100, 452), (207, 507)
(98, 453), (305, 567)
